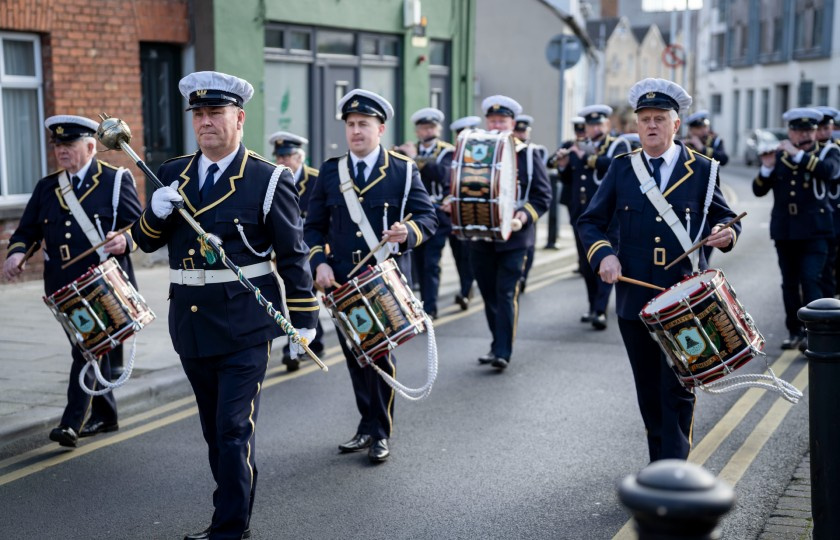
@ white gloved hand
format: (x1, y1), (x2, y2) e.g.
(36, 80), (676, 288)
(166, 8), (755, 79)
(290, 328), (317, 360)
(151, 181), (183, 219)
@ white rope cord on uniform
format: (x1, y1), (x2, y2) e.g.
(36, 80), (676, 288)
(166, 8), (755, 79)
(698, 364), (803, 404)
(78, 337), (137, 396)
(371, 315), (439, 401)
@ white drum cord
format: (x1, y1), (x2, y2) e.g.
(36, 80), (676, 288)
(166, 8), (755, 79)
(78, 337), (137, 396)
(696, 352), (803, 404)
(370, 315), (439, 401)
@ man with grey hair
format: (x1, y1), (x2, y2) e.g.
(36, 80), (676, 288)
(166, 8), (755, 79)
(577, 78), (740, 461)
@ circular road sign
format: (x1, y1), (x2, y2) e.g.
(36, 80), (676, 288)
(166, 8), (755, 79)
(546, 34), (583, 70)
(662, 44), (687, 68)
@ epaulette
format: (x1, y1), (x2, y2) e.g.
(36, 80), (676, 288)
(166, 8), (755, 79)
(438, 140), (455, 151)
(161, 152), (196, 165)
(388, 150), (416, 165)
(615, 148), (643, 159)
(98, 160), (121, 170)
(248, 150), (275, 166)
(305, 165), (320, 177)
(688, 147), (714, 162)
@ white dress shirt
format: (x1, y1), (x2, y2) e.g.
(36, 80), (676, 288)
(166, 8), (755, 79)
(644, 142), (680, 192)
(349, 146), (381, 183)
(198, 147), (239, 190)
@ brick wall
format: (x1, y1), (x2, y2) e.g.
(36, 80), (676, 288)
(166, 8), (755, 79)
(0, 0), (189, 283)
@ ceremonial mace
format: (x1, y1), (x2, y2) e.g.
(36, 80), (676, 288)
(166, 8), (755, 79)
(96, 114), (327, 372)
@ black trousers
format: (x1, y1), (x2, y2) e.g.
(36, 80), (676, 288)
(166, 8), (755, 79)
(413, 229), (449, 315)
(181, 342), (269, 540)
(470, 247), (527, 360)
(338, 333), (396, 440)
(819, 236), (838, 298)
(60, 345), (119, 432)
(618, 317), (695, 462)
(573, 228), (613, 315)
(449, 234), (474, 298)
(775, 238), (828, 335)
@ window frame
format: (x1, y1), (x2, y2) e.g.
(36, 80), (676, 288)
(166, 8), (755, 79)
(0, 31), (47, 207)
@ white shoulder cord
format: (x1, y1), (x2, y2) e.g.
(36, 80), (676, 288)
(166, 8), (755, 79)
(593, 136), (630, 186)
(689, 158), (720, 246)
(819, 143), (840, 198)
(237, 164), (289, 258)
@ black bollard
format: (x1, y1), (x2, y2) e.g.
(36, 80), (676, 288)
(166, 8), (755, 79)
(618, 459), (735, 540)
(545, 173), (560, 249)
(798, 298), (840, 540)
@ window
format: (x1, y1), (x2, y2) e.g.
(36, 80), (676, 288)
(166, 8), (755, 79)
(711, 94), (723, 115)
(710, 33), (725, 70)
(317, 31), (354, 55)
(761, 88), (770, 127)
(429, 41), (448, 66)
(0, 33), (45, 203)
(817, 86), (829, 106)
(746, 89), (755, 130)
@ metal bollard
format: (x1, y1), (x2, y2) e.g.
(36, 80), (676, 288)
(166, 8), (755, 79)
(798, 298), (840, 540)
(618, 459), (735, 539)
(545, 173), (560, 249)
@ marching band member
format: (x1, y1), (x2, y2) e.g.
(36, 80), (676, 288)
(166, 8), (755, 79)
(814, 107), (840, 298)
(472, 96), (551, 370)
(549, 116), (587, 254)
(394, 108), (454, 319)
(578, 78), (740, 461)
(448, 115), (481, 310)
(557, 105), (630, 330)
(753, 107), (840, 351)
(513, 113), (548, 293)
(683, 110), (729, 166)
(268, 131), (326, 371)
(3, 115), (141, 448)
(132, 71), (319, 540)
(304, 89), (437, 463)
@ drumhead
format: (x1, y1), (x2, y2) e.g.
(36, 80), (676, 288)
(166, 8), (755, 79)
(641, 269), (718, 316)
(495, 132), (517, 240)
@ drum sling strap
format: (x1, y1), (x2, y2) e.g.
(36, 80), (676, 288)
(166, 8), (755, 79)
(58, 170), (109, 262)
(338, 155), (390, 264)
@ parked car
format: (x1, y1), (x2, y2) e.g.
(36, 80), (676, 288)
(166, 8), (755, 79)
(744, 128), (787, 166)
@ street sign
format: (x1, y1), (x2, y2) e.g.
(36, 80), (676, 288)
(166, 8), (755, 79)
(662, 43), (686, 68)
(546, 34), (582, 71)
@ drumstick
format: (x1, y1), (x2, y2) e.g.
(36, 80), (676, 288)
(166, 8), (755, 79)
(346, 213), (413, 278)
(663, 211), (747, 270)
(61, 224), (132, 269)
(617, 275), (665, 291)
(16, 242), (39, 270)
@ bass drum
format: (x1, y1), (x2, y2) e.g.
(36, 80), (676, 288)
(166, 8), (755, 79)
(450, 129), (518, 241)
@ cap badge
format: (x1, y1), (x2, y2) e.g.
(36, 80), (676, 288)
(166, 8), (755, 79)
(55, 126), (64, 135)
(801, 118), (807, 123)
(492, 104), (500, 110)
(350, 100), (359, 108)
(196, 89), (207, 97)
(646, 92), (656, 99)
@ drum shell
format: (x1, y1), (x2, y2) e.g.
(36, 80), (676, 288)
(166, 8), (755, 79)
(450, 129), (518, 242)
(640, 269), (765, 388)
(324, 259), (426, 366)
(43, 259), (155, 359)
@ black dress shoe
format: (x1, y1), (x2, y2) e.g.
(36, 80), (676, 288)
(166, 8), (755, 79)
(79, 420), (119, 438)
(368, 439), (390, 463)
(781, 334), (802, 350)
(491, 357), (509, 370)
(798, 336), (808, 352)
(455, 294), (470, 311)
(49, 426), (78, 448)
(580, 311), (594, 323)
(519, 278), (527, 294)
(478, 351), (496, 365)
(339, 433), (373, 453)
(591, 313), (607, 330)
(184, 526), (251, 540)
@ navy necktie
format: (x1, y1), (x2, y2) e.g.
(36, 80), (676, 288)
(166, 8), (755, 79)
(200, 163), (219, 203)
(650, 157), (665, 190)
(71, 175), (82, 192)
(355, 160), (367, 184)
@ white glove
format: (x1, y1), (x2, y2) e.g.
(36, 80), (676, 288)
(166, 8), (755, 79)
(290, 328), (317, 360)
(151, 181), (183, 219)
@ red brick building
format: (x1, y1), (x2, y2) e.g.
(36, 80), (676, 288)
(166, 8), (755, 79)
(0, 0), (189, 281)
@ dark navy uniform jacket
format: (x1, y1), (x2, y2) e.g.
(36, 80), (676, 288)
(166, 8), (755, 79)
(471, 139), (552, 253)
(132, 144), (319, 358)
(752, 143), (840, 241)
(7, 159), (141, 296)
(413, 139), (454, 235)
(304, 146), (438, 283)
(296, 164), (319, 218)
(561, 134), (632, 222)
(693, 134), (729, 166)
(578, 141), (741, 319)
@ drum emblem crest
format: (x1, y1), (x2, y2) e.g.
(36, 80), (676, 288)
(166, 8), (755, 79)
(69, 308), (95, 334)
(349, 306), (374, 335)
(676, 328), (705, 357)
(471, 144), (489, 162)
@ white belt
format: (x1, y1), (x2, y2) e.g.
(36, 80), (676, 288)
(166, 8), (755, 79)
(169, 261), (273, 286)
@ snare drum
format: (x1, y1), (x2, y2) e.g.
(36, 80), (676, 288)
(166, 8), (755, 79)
(640, 269), (765, 388)
(44, 259), (155, 361)
(450, 129), (518, 241)
(324, 258), (427, 367)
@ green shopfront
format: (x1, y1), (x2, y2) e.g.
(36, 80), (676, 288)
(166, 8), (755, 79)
(207, 1), (476, 167)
